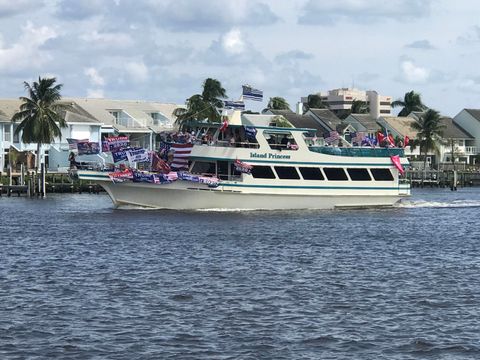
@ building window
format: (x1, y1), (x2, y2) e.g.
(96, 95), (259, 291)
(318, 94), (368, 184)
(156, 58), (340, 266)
(251, 166), (276, 179)
(370, 168), (394, 181)
(323, 167), (348, 181)
(4, 124), (11, 141)
(380, 102), (391, 106)
(274, 166), (300, 179)
(347, 168), (371, 181)
(299, 167), (324, 180)
(380, 110), (391, 114)
(109, 111), (120, 124)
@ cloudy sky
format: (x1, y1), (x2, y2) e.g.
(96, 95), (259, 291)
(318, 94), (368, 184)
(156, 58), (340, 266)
(0, 0), (479, 116)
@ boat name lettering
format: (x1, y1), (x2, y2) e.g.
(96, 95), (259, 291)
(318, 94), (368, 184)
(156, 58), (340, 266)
(249, 152), (290, 160)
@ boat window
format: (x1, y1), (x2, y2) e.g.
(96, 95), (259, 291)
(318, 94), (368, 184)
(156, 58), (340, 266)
(274, 166), (300, 180)
(251, 165), (276, 179)
(299, 167), (324, 180)
(191, 161), (215, 175)
(347, 168), (371, 181)
(370, 168), (394, 181)
(323, 167), (348, 181)
(217, 161), (229, 180)
(263, 131), (298, 151)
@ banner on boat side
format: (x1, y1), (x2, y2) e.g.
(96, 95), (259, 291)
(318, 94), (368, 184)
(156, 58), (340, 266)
(102, 136), (130, 152)
(244, 126), (257, 141)
(390, 155), (405, 175)
(234, 159), (253, 174)
(77, 141), (100, 155)
(108, 169), (134, 183)
(126, 148), (149, 164)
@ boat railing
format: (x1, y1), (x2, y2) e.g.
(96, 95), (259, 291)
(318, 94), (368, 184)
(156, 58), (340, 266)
(309, 146), (404, 157)
(195, 140), (260, 149)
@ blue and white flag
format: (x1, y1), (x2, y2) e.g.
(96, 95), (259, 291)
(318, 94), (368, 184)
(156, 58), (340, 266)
(244, 126), (257, 141)
(242, 85), (263, 101)
(224, 100), (245, 110)
(126, 148), (150, 164)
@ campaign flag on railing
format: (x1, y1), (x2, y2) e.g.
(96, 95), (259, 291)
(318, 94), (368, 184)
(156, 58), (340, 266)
(362, 135), (377, 147)
(108, 168), (134, 183)
(67, 138), (88, 150)
(177, 171), (199, 182)
(132, 171), (158, 183)
(103, 136), (129, 152)
(242, 85), (263, 101)
(126, 148), (149, 164)
(171, 143), (193, 170)
(234, 159), (253, 174)
(324, 131), (340, 144)
(244, 126), (257, 141)
(112, 147), (140, 163)
(224, 100), (245, 110)
(77, 141), (100, 155)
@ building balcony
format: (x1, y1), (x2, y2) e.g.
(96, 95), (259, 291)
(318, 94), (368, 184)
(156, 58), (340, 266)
(464, 146), (478, 155)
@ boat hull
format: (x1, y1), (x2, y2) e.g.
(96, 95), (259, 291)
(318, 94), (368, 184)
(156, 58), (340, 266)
(97, 180), (407, 210)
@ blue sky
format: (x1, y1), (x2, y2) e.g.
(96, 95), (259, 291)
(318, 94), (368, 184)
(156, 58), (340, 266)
(0, 0), (479, 116)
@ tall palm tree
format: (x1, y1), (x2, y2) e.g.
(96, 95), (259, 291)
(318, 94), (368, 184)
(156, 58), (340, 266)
(391, 90), (427, 117)
(410, 109), (445, 171)
(11, 77), (67, 170)
(267, 97), (290, 110)
(174, 78), (227, 129)
(350, 99), (369, 114)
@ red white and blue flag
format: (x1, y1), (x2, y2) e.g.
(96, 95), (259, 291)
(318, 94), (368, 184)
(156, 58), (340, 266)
(324, 131), (340, 144)
(171, 143), (193, 170)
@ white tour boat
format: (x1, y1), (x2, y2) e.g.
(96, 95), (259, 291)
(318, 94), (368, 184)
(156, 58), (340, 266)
(76, 114), (410, 210)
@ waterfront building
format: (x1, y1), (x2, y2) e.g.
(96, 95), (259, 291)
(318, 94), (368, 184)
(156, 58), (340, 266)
(301, 88), (392, 118)
(305, 108), (345, 132)
(265, 109), (330, 136)
(0, 98), (184, 172)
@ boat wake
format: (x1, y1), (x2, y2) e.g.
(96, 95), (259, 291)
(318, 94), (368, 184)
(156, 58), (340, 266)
(396, 199), (480, 209)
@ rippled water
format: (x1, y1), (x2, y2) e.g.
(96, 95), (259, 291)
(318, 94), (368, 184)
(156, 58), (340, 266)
(1, 189), (480, 359)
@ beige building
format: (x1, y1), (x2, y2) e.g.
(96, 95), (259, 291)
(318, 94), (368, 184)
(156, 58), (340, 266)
(302, 88), (392, 118)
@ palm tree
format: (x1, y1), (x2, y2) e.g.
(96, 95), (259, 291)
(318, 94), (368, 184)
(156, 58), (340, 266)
(391, 90), (427, 117)
(174, 78), (227, 129)
(410, 109), (445, 171)
(267, 97), (290, 111)
(11, 77), (67, 171)
(350, 99), (369, 114)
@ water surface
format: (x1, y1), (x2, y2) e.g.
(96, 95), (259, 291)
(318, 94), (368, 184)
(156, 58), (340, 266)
(1, 189), (479, 359)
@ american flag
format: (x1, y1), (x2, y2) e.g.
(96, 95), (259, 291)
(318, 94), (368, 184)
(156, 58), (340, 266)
(171, 143), (193, 170)
(324, 131), (340, 144)
(242, 85), (263, 101)
(159, 141), (171, 161)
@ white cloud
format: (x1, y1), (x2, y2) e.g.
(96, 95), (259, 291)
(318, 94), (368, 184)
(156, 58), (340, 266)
(0, 22), (57, 73)
(84, 67), (105, 86)
(79, 30), (133, 49)
(458, 78), (480, 93)
(125, 61), (148, 82)
(401, 60), (430, 83)
(86, 88), (104, 98)
(222, 29), (245, 54)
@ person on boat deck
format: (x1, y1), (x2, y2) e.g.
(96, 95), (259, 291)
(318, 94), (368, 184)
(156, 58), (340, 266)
(68, 151), (78, 169)
(281, 135), (289, 148)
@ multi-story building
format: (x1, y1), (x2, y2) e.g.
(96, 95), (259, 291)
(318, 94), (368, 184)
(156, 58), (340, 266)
(301, 88), (392, 118)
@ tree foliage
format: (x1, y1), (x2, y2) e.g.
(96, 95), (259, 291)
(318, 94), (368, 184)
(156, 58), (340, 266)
(350, 99), (369, 114)
(410, 109), (445, 169)
(11, 77), (67, 169)
(267, 97), (290, 111)
(174, 78), (227, 129)
(391, 90), (427, 117)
